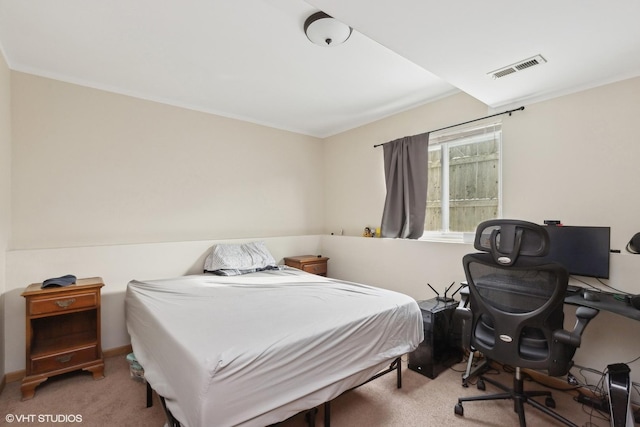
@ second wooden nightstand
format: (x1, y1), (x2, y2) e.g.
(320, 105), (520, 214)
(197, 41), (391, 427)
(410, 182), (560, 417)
(284, 255), (329, 276)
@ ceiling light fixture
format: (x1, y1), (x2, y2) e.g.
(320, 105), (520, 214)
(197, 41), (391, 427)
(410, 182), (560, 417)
(304, 11), (352, 47)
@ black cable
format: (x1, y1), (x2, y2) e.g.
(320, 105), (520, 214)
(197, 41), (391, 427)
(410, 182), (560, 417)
(570, 276), (602, 291)
(624, 354), (640, 365)
(596, 277), (630, 295)
(577, 399), (610, 423)
(577, 368), (611, 425)
(570, 275), (630, 295)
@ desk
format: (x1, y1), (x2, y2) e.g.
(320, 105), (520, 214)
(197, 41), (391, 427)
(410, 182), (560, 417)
(564, 288), (640, 321)
(458, 285), (640, 386)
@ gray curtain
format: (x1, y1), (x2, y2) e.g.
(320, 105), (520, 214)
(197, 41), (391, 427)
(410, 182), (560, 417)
(380, 133), (429, 239)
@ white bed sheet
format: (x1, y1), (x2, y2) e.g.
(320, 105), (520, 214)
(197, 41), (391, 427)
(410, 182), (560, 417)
(125, 268), (423, 427)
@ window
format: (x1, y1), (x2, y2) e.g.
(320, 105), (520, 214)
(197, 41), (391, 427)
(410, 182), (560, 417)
(424, 122), (502, 239)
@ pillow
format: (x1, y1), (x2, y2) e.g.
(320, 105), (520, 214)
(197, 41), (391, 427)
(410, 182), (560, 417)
(204, 241), (277, 275)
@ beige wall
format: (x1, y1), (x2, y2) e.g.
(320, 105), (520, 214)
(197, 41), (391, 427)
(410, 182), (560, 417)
(4, 65), (640, 392)
(10, 72), (325, 249)
(0, 49), (11, 382)
(321, 77), (640, 387)
(502, 78), (639, 244)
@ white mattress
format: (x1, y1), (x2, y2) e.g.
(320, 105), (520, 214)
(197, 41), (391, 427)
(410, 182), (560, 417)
(125, 268), (423, 427)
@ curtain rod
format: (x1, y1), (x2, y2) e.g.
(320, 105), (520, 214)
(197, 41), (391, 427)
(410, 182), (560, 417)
(373, 106), (525, 148)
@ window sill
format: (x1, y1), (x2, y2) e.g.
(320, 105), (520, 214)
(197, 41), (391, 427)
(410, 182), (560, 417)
(419, 232), (475, 244)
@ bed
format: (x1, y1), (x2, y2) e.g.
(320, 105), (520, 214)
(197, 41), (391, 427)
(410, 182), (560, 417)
(125, 245), (423, 427)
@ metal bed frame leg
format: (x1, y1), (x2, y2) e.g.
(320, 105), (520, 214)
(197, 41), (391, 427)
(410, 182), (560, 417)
(394, 357), (402, 388)
(324, 401), (331, 427)
(146, 381), (181, 427)
(159, 395), (181, 427)
(318, 357), (401, 427)
(304, 407), (318, 427)
(146, 381), (153, 408)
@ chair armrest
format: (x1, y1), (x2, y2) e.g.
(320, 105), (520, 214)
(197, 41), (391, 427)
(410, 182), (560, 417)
(553, 307), (599, 348)
(575, 306), (599, 320)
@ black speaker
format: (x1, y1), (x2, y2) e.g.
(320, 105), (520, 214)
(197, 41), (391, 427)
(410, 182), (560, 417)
(606, 363), (634, 427)
(408, 298), (462, 379)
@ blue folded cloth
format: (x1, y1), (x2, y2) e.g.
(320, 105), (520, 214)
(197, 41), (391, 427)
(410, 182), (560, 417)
(41, 274), (77, 288)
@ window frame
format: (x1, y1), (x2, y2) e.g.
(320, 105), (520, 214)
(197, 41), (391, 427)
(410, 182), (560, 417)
(421, 123), (503, 242)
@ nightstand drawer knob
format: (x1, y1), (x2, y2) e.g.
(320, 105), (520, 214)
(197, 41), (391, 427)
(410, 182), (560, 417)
(56, 353), (75, 364)
(55, 298), (76, 308)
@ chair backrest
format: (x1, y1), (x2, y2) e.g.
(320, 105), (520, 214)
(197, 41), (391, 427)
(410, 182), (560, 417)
(463, 219), (573, 374)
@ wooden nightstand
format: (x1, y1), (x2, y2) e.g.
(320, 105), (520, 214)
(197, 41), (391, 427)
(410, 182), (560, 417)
(21, 277), (105, 400)
(284, 255), (329, 276)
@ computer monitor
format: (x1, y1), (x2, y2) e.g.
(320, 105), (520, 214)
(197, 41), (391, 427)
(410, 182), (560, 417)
(541, 225), (611, 279)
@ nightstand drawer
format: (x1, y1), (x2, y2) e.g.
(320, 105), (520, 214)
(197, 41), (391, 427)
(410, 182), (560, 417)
(302, 263), (327, 276)
(29, 292), (97, 316)
(30, 345), (98, 374)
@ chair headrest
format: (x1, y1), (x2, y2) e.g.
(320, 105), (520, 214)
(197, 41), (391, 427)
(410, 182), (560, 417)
(474, 219), (549, 266)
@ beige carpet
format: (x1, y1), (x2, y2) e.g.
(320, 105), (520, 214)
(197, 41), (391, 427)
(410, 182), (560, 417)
(0, 355), (609, 426)
(0, 355), (166, 426)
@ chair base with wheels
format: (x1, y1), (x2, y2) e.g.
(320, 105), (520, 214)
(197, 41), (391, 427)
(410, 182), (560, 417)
(454, 366), (578, 427)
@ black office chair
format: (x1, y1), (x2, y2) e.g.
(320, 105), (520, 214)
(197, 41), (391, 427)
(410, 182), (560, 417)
(454, 219), (599, 427)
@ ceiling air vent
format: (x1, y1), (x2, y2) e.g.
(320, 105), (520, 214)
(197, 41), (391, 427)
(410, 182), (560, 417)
(488, 55), (547, 79)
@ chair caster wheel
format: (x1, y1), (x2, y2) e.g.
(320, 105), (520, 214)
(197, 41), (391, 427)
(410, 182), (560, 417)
(454, 403), (464, 416)
(462, 379), (469, 388)
(545, 397), (556, 408)
(477, 379), (486, 391)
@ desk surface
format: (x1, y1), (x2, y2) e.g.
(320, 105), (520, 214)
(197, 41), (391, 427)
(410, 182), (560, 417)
(564, 288), (640, 321)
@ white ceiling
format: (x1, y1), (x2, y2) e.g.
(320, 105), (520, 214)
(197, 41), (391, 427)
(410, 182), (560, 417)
(1, 1), (639, 138)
